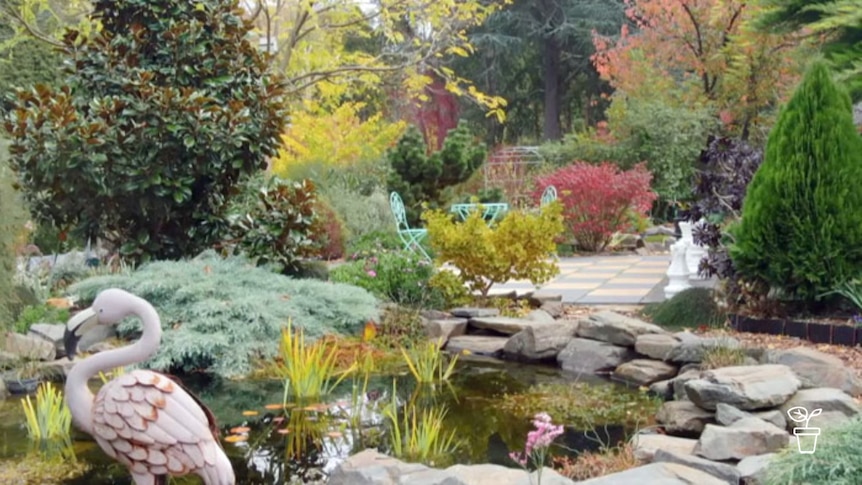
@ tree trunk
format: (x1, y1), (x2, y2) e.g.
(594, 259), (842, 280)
(542, 34), (562, 141)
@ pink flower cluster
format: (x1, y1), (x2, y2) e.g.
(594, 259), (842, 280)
(509, 412), (564, 467)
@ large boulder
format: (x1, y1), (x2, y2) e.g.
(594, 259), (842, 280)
(524, 309), (555, 324)
(577, 311), (667, 346)
(4, 332), (56, 361)
(577, 462), (728, 485)
(557, 338), (636, 375)
(503, 321), (578, 361)
(635, 333), (681, 360)
(765, 347), (862, 397)
(694, 418), (789, 461)
(423, 318), (468, 343)
(656, 401), (715, 436)
(672, 368), (703, 401)
(612, 359), (678, 386)
(684, 365), (800, 410)
(28, 323), (67, 357)
(778, 387), (861, 431)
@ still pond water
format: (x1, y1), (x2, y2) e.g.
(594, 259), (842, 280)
(0, 359), (630, 484)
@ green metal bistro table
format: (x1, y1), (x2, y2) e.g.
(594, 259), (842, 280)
(449, 203), (509, 224)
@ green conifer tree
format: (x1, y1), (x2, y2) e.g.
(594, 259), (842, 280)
(730, 60), (862, 303)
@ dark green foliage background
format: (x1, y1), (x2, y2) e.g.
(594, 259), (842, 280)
(387, 121), (485, 225)
(4, 0), (287, 262)
(731, 61), (862, 303)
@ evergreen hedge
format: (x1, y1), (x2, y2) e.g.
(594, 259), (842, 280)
(730, 61), (862, 303)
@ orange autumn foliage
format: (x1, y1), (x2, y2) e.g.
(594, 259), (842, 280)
(591, 0), (817, 136)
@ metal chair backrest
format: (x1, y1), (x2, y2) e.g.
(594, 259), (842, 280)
(541, 185), (557, 206)
(390, 191), (410, 230)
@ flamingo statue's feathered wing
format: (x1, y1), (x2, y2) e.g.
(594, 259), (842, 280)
(64, 288), (235, 485)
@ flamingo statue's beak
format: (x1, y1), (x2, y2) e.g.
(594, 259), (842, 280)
(64, 307), (99, 360)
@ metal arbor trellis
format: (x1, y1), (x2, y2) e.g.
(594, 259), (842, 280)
(483, 146), (544, 208)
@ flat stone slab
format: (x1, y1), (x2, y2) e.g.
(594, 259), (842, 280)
(635, 333), (680, 360)
(631, 433), (698, 461)
(694, 418), (790, 461)
(612, 359), (678, 386)
(577, 462), (728, 485)
(328, 449), (575, 485)
(450, 307), (500, 318)
(469, 316), (554, 335)
(684, 365), (800, 410)
(578, 311), (668, 346)
(653, 449), (741, 485)
(445, 336), (508, 357)
(766, 347), (862, 397)
(715, 403), (786, 429)
(778, 387), (861, 431)
(737, 453), (775, 485)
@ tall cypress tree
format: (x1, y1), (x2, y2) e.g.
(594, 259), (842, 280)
(730, 60), (862, 303)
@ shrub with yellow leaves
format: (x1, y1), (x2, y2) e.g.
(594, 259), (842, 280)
(270, 100), (406, 180)
(423, 203), (565, 297)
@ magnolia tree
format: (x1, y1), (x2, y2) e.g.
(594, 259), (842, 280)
(4, 0), (287, 262)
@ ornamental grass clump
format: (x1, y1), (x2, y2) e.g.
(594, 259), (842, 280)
(423, 203), (565, 297)
(383, 382), (460, 466)
(277, 320), (355, 401)
(400, 339), (459, 384)
(21, 382), (72, 443)
(510, 412), (565, 484)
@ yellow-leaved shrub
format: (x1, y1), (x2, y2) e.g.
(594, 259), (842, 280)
(423, 203), (565, 297)
(270, 100), (406, 179)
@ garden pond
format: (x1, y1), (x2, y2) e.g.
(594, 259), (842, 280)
(0, 358), (654, 484)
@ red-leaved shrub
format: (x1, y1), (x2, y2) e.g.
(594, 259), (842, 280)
(310, 200), (346, 260)
(535, 162), (656, 252)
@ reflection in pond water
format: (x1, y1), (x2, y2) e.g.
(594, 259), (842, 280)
(0, 360), (643, 484)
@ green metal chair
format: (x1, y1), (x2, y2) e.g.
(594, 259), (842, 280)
(389, 192), (431, 260)
(540, 185), (557, 207)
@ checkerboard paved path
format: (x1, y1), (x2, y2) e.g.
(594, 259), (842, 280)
(444, 254), (671, 304)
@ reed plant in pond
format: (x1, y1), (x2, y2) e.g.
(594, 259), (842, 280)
(21, 382), (72, 442)
(278, 320), (355, 401)
(383, 381), (459, 465)
(401, 339), (458, 383)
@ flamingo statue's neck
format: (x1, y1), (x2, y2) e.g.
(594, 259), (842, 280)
(65, 296), (162, 434)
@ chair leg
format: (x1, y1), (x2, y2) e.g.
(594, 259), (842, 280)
(408, 235), (431, 261)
